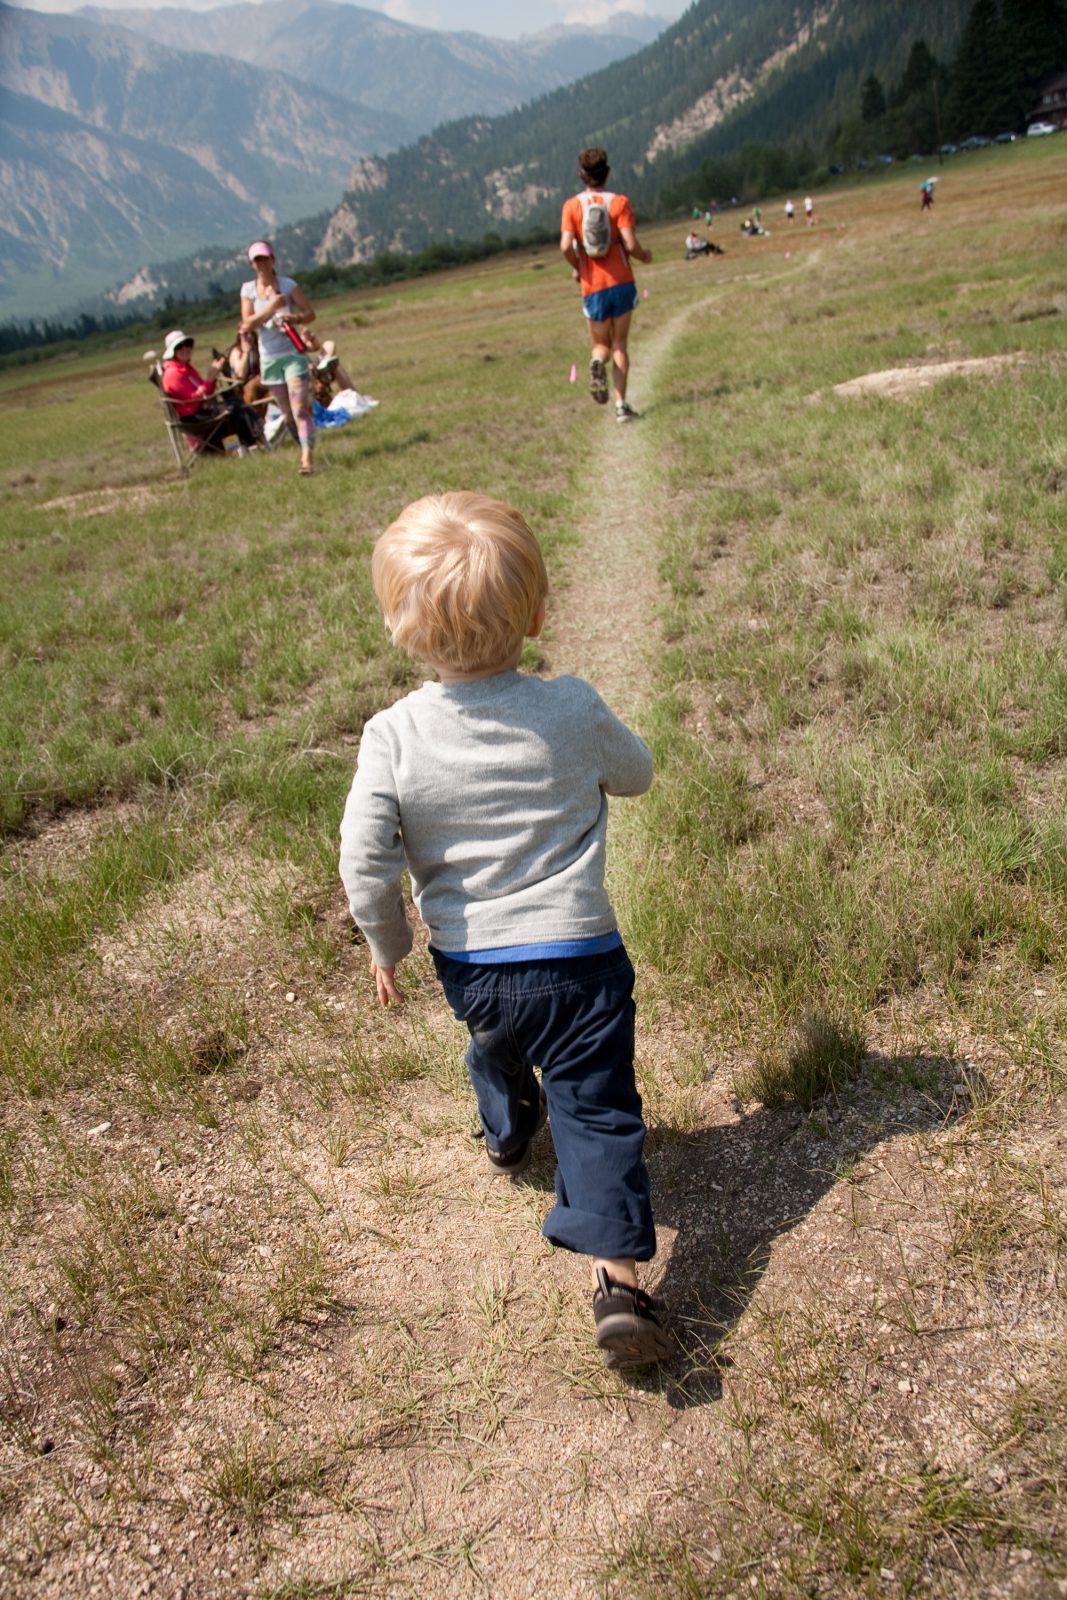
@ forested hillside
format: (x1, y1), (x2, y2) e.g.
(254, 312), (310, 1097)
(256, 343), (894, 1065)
(306, 0), (976, 267)
(666, 0), (1067, 209)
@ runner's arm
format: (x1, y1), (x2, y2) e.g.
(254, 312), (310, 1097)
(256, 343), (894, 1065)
(620, 226), (652, 265)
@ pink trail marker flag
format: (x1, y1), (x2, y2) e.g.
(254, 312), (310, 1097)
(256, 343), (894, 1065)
(569, 364), (577, 383)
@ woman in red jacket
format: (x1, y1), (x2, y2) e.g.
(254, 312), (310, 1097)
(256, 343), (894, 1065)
(161, 329), (259, 455)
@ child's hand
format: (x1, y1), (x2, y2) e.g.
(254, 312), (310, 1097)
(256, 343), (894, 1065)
(371, 959), (403, 1008)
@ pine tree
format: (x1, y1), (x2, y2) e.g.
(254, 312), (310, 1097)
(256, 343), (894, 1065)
(861, 73), (887, 121)
(1002, 0), (1067, 85)
(884, 40), (949, 154)
(890, 40), (937, 106)
(1001, 0), (1067, 123)
(946, 0), (1015, 135)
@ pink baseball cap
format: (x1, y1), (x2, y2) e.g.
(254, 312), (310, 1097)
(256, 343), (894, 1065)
(247, 241), (274, 263)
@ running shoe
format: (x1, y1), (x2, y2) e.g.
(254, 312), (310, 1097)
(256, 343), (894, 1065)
(589, 357), (609, 405)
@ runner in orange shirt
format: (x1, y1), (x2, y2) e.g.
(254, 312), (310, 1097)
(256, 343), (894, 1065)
(560, 147), (653, 424)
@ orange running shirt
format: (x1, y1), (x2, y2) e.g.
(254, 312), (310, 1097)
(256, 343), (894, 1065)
(561, 191), (636, 296)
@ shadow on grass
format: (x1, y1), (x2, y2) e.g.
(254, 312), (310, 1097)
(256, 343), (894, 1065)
(632, 1050), (965, 1408)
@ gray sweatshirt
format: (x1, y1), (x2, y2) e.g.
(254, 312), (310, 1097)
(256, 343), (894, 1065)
(339, 670), (653, 967)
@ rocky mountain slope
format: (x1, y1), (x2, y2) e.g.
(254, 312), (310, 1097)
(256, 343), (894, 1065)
(77, 0), (668, 135)
(0, 2), (412, 317)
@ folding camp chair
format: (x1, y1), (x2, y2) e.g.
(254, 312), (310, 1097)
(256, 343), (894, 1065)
(147, 360), (200, 476)
(146, 358), (259, 477)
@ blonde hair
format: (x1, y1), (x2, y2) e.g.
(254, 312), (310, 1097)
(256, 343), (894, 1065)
(372, 492), (548, 673)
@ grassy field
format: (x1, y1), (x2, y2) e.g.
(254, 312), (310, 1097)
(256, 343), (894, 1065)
(1, 142), (1065, 1599)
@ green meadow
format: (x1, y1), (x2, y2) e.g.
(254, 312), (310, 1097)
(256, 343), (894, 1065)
(1, 143), (1064, 1599)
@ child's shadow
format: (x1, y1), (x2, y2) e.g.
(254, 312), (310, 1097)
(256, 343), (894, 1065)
(632, 1051), (965, 1407)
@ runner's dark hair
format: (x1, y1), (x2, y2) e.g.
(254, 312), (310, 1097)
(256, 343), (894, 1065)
(578, 147), (610, 186)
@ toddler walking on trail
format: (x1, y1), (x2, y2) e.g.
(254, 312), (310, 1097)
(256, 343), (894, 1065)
(339, 492), (673, 1369)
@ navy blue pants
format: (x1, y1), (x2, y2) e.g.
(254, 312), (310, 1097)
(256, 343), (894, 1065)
(432, 946), (656, 1261)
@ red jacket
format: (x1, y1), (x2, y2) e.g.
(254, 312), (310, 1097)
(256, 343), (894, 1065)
(162, 358), (216, 417)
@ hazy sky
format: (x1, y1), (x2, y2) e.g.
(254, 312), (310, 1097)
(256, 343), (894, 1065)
(7, 0), (693, 39)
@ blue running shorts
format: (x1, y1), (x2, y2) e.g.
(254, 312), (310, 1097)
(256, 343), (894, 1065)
(583, 282), (639, 322)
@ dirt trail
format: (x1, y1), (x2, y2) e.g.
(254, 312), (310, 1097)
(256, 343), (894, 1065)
(546, 308), (689, 716)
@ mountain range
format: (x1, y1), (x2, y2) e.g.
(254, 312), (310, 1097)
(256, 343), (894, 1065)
(77, 1), (665, 130)
(0, 1), (667, 319)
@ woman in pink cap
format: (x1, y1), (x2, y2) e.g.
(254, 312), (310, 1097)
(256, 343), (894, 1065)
(240, 242), (317, 475)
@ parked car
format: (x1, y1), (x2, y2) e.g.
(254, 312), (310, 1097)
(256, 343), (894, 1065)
(877, 153), (895, 164)
(940, 142), (958, 154)
(994, 131), (1018, 143)
(959, 135), (992, 150)
(1027, 122), (1057, 137)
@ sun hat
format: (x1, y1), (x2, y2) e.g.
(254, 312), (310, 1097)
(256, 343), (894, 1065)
(163, 329), (194, 360)
(247, 241), (274, 263)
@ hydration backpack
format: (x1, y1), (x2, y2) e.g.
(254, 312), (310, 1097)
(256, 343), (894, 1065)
(579, 191), (615, 259)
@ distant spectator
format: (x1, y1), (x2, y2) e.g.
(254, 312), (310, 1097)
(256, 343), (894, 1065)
(228, 325), (270, 420)
(785, 199), (795, 221)
(308, 337), (355, 406)
(804, 195), (815, 225)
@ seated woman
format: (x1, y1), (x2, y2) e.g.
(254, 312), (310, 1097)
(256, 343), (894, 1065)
(161, 330), (259, 454)
(228, 325), (271, 422)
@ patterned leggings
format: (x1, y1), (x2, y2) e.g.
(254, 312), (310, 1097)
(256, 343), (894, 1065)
(268, 370), (314, 450)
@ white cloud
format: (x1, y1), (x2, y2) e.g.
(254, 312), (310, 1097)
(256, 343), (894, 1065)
(378, 1), (554, 30)
(381, 0), (431, 21)
(562, 0), (656, 24)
